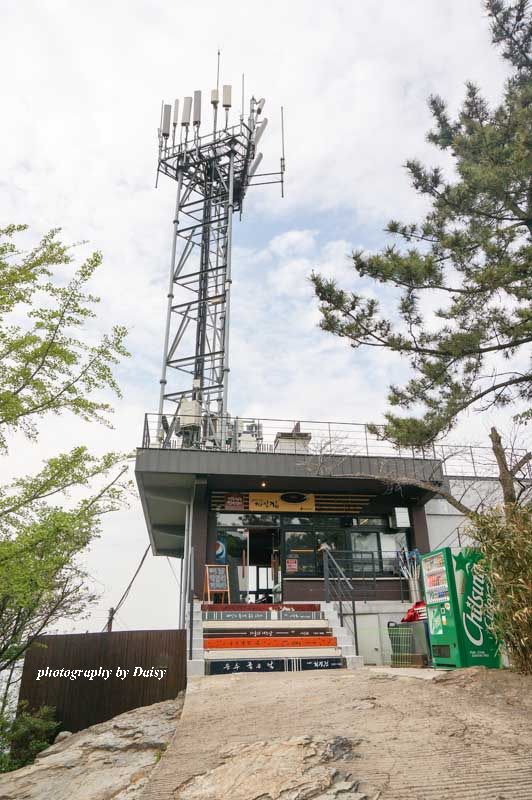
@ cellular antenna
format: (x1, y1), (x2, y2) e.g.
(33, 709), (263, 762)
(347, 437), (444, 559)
(193, 91), (201, 127)
(155, 74), (286, 448)
(162, 104), (171, 138)
(222, 84), (231, 128)
(182, 97), (192, 126)
(172, 99), (179, 145)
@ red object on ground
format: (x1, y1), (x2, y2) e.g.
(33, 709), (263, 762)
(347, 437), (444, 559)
(401, 601), (426, 622)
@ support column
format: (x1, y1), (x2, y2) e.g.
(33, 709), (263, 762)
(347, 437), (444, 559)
(191, 480), (209, 597)
(410, 505), (430, 553)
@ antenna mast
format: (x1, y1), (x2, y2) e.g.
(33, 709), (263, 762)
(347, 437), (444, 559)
(155, 70), (284, 448)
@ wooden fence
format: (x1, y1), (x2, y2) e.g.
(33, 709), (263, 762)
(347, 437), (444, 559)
(18, 629), (187, 732)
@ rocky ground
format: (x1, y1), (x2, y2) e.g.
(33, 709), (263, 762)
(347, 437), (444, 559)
(0, 695), (184, 800)
(1, 667), (531, 800)
(143, 666), (532, 800)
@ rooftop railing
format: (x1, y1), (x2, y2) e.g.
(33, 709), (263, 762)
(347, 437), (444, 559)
(141, 412), (530, 480)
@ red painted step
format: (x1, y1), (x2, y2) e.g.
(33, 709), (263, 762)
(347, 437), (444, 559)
(201, 603), (321, 612)
(204, 636), (337, 649)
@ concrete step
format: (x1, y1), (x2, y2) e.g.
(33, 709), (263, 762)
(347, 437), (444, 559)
(204, 635), (337, 650)
(201, 603), (322, 612)
(204, 647), (341, 660)
(202, 619), (329, 631)
(344, 655), (364, 669)
(203, 630), (334, 642)
(203, 610), (324, 621)
(205, 655), (345, 675)
(187, 658), (205, 677)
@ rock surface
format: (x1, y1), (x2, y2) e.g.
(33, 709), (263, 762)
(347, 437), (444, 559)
(141, 668), (532, 800)
(0, 696), (184, 800)
(175, 736), (367, 800)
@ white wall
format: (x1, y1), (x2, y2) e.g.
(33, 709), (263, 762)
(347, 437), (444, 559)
(425, 477), (503, 551)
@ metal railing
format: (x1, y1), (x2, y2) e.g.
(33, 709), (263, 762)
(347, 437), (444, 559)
(140, 412), (525, 479)
(319, 550), (408, 602)
(188, 547), (194, 661)
(323, 549), (360, 656)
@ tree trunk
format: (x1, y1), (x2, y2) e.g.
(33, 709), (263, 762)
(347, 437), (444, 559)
(489, 426), (517, 513)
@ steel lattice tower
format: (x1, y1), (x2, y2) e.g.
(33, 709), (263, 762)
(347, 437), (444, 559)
(156, 84), (284, 448)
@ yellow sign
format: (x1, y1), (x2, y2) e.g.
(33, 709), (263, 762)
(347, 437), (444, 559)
(248, 492), (315, 512)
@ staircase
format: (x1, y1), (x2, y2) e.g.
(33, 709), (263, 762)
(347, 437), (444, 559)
(187, 602), (364, 676)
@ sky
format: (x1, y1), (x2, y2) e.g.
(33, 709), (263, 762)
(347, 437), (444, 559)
(1, 0), (514, 632)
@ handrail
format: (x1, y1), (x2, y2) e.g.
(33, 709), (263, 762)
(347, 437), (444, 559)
(139, 412), (517, 479)
(188, 546), (194, 660)
(323, 548), (359, 656)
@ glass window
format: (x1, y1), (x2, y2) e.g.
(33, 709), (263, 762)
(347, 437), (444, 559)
(357, 516), (387, 527)
(281, 515), (345, 528)
(349, 531), (380, 577)
(284, 531), (316, 575)
(315, 530), (346, 576)
(379, 531), (408, 575)
(216, 512), (280, 527)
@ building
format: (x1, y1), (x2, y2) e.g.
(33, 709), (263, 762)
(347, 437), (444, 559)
(136, 416), (473, 665)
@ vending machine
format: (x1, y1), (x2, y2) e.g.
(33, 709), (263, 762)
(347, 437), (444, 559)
(420, 547), (501, 669)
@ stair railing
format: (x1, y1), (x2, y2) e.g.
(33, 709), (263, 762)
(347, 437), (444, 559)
(323, 548), (359, 656)
(188, 546), (195, 660)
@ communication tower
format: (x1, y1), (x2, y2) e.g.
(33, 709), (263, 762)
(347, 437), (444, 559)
(156, 67), (285, 448)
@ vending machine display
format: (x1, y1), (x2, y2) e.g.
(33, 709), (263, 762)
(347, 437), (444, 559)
(421, 547), (501, 670)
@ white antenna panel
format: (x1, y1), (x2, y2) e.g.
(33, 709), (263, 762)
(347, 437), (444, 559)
(249, 152), (263, 177)
(182, 97), (192, 126)
(211, 88), (219, 105)
(254, 117), (268, 146)
(256, 98), (266, 114)
(193, 91), (202, 125)
(162, 104), (172, 137)
(173, 99), (179, 126)
(222, 85), (232, 108)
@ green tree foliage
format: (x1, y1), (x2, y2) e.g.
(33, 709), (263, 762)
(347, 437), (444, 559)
(0, 704), (59, 773)
(470, 505), (532, 673)
(0, 225), (127, 447)
(0, 225), (130, 676)
(311, 1), (532, 448)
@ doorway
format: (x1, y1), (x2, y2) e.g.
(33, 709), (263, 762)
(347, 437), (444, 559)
(248, 528), (280, 603)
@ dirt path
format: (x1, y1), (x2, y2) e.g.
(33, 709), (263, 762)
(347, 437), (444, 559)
(141, 667), (532, 799)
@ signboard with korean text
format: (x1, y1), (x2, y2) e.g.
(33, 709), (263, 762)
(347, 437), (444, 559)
(206, 657), (344, 675)
(249, 492), (315, 512)
(203, 565), (230, 603)
(224, 494), (245, 511)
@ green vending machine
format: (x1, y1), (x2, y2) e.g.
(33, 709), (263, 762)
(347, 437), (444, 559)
(420, 547), (502, 669)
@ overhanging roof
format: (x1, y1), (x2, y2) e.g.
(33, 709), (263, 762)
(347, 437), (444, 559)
(135, 448), (445, 556)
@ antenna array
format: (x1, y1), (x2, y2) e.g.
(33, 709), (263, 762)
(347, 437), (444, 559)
(156, 77), (285, 448)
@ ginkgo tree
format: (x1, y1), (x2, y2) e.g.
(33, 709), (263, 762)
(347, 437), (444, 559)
(0, 224), (130, 684)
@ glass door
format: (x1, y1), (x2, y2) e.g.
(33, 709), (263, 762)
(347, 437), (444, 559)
(223, 529), (249, 602)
